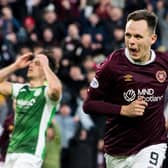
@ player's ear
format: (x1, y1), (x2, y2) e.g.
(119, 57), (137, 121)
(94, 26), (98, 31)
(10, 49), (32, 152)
(151, 34), (157, 45)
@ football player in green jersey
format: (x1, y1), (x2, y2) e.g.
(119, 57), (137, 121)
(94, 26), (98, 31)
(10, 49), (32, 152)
(0, 49), (62, 168)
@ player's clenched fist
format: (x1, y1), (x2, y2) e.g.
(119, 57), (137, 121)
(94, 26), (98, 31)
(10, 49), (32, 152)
(120, 96), (148, 117)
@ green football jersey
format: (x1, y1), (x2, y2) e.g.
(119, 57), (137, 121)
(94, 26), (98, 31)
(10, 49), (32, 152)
(8, 83), (59, 159)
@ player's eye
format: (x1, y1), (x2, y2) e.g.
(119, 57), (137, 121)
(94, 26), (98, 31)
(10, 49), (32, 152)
(134, 35), (143, 39)
(34, 60), (40, 66)
(125, 33), (131, 38)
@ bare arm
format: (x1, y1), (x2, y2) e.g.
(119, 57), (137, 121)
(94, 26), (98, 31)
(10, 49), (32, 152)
(0, 52), (33, 96)
(37, 54), (62, 101)
(165, 119), (168, 130)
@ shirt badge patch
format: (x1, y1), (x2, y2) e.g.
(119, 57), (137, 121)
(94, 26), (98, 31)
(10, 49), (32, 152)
(90, 77), (99, 88)
(123, 74), (133, 81)
(156, 70), (167, 83)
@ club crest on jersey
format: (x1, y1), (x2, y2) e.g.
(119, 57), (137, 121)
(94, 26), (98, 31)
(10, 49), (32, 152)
(90, 77), (99, 88)
(156, 70), (167, 83)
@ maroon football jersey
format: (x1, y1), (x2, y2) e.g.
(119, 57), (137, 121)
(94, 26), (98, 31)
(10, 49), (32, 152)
(83, 48), (168, 155)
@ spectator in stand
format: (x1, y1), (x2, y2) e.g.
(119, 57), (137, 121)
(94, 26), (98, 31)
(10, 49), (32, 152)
(62, 23), (81, 65)
(51, 46), (63, 72)
(0, 44), (15, 68)
(55, 103), (79, 168)
(0, 0), (8, 7)
(0, 6), (20, 61)
(52, 0), (86, 24)
(156, 0), (168, 51)
(73, 33), (94, 64)
(42, 122), (61, 168)
(39, 3), (66, 44)
(73, 86), (98, 168)
(93, 0), (112, 20)
(82, 56), (96, 74)
(33, 44), (43, 54)
(23, 16), (39, 45)
(124, 0), (147, 15)
(104, 6), (125, 43)
(111, 0), (125, 9)
(86, 70), (96, 84)
(75, 86), (106, 168)
(0, 113), (14, 167)
(105, 25), (125, 54)
(82, 13), (107, 55)
(0, 94), (8, 127)
(40, 27), (58, 47)
(0, 7), (21, 43)
(5, 0), (50, 24)
(76, 86), (95, 132)
(64, 65), (87, 112)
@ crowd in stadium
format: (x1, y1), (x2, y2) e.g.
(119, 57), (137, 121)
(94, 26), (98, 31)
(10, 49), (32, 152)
(0, 0), (168, 168)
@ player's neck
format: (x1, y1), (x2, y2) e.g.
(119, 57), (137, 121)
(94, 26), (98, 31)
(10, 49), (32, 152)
(141, 50), (151, 63)
(29, 79), (44, 88)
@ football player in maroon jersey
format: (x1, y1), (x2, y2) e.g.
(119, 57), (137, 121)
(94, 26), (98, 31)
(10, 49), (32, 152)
(83, 9), (168, 168)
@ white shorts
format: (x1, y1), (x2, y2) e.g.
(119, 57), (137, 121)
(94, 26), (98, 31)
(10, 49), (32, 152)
(105, 143), (167, 168)
(0, 161), (4, 168)
(4, 153), (43, 168)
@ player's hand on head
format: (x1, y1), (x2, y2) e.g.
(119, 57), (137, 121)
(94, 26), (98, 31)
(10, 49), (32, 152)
(120, 96), (148, 117)
(15, 52), (33, 69)
(36, 54), (49, 67)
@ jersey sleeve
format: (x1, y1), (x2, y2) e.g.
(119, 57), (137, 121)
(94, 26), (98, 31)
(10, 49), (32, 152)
(164, 88), (168, 120)
(12, 83), (26, 98)
(83, 53), (122, 116)
(44, 86), (61, 106)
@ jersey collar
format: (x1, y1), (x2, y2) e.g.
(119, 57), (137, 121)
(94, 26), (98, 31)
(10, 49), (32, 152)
(125, 48), (156, 65)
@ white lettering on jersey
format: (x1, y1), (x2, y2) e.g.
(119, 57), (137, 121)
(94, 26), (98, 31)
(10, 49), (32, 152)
(123, 88), (163, 102)
(17, 99), (36, 109)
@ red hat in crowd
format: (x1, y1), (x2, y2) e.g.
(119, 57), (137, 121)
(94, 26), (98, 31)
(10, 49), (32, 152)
(24, 16), (35, 28)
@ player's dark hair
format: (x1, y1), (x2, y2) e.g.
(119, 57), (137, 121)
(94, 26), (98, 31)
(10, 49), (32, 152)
(39, 49), (56, 71)
(127, 9), (158, 33)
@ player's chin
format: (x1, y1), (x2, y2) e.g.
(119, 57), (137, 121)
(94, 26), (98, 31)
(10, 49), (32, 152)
(27, 72), (32, 78)
(130, 54), (141, 61)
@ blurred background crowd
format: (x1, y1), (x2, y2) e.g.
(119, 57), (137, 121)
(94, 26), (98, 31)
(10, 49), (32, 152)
(0, 0), (168, 168)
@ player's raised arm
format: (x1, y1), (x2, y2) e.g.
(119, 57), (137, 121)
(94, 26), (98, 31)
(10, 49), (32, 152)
(36, 53), (62, 101)
(0, 52), (33, 96)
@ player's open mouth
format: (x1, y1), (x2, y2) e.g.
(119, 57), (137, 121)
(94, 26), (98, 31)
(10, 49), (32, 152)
(129, 48), (138, 56)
